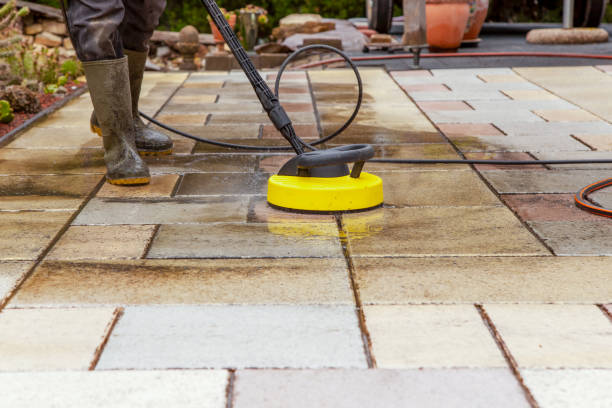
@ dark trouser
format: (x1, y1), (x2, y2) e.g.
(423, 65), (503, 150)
(65, 0), (166, 61)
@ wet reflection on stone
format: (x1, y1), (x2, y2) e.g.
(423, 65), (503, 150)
(162, 103), (262, 114)
(258, 155), (294, 174)
(321, 123), (445, 144)
(248, 198), (335, 223)
(0, 196), (83, 211)
(0, 174), (102, 197)
(193, 140), (292, 154)
(176, 172), (270, 196)
(0, 149), (105, 175)
(172, 124), (261, 141)
(146, 154), (258, 174)
(340, 210), (385, 241)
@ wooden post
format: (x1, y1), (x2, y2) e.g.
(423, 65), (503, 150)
(402, 0), (427, 46)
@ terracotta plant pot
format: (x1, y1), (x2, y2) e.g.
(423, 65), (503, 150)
(426, 0), (470, 50)
(211, 14), (237, 48)
(464, 0), (489, 40)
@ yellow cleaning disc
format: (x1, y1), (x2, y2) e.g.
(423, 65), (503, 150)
(267, 172), (383, 213)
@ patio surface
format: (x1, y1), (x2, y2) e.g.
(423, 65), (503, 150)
(1, 65), (612, 407)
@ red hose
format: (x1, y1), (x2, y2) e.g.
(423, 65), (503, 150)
(295, 51), (612, 69)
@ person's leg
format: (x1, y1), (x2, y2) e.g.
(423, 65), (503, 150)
(65, 0), (150, 185)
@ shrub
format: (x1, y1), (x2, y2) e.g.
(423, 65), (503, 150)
(0, 99), (14, 123)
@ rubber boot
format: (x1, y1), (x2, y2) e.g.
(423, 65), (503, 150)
(83, 57), (150, 185)
(90, 49), (173, 156)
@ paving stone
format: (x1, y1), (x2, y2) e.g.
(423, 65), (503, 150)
(176, 172), (269, 196)
(409, 90), (509, 102)
(365, 305), (506, 368)
(502, 194), (599, 222)
(402, 83), (449, 92)
(438, 123), (505, 137)
(258, 155), (296, 173)
(0, 211), (73, 261)
(0, 370), (229, 408)
(321, 123), (445, 144)
(534, 109), (599, 122)
(174, 124), (261, 141)
(0, 262), (31, 304)
(353, 256), (612, 304)
(494, 121), (612, 137)
(427, 109), (543, 124)
(97, 305), (367, 369)
(345, 207), (548, 257)
(466, 152), (545, 170)
(262, 123), (319, 139)
(482, 170), (612, 193)
(391, 70), (433, 78)
(522, 369), (612, 408)
(0, 308), (117, 371)
(485, 304), (612, 368)
(467, 99), (575, 111)
(0, 196), (83, 211)
(591, 191), (612, 209)
(376, 170), (499, 207)
(573, 134), (612, 151)
(501, 89), (557, 100)
(163, 102), (261, 114)
(148, 222), (342, 258)
(417, 101), (472, 111)
(74, 197), (249, 225)
(7, 126), (100, 149)
(531, 151), (612, 169)
(233, 368), (529, 408)
(46, 225), (156, 260)
(97, 175), (179, 198)
(478, 74), (527, 83)
(0, 174), (101, 197)
(154, 113), (207, 126)
(528, 221), (612, 255)
(449, 134), (589, 152)
(596, 65), (612, 73)
(0, 148), (105, 175)
(147, 153), (258, 174)
(12, 258), (352, 306)
(248, 198), (336, 223)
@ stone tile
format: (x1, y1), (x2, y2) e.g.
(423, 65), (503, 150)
(248, 198), (336, 223)
(147, 153), (258, 174)
(417, 101), (472, 111)
(482, 170), (612, 193)
(528, 221), (612, 256)
(478, 74), (527, 83)
(485, 304), (612, 368)
(154, 113), (207, 126)
(502, 194), (599, 222)
(97, 305), (367, 369)
(573, 134), (612, 151)
(501, 89), (557, 100)
(591, 191), (612, 209)
(171, 124), (261, 141)
(321, 123), (445, 144)
(97, 175), (179, 198)
(147, 222), (342, 259)
(402, 83), (449, 92)
(176, 172), (269, 196)
(438, 123), (505, 137)
(376, 171), (500, 207)
(522, 369), (612, 408)
(596, 65), (612, 73)
(0, 211), (73, 261)
(46, 225), (156, 260)
(262, 123), (319, 139)
(0, 370), (229, 408)
(345, 207), (548, 257)
(192, 140), (291, 154)
(7, 127), (100, 149)
(353, 257), (612, 304)
(0, 262), (31, 304)
(391, 70), (433, 78)
(449, 134), (589, 153)
(0, 174), (102, 197)
(427, 109), (542, 124)
(257, 155), (295, 173)
(466, 152), (545, 170)
(365, 305), (506, 368)
(409, 90), (509, 102)
(12, 258), (352, 306)
(495, 121), (612, 137)
(534, 109), (599, 122)
(531, 151), (612, 170)
(0, 196), (83, 211)
(0, 308), (117, 371)
(233, 369), (529, 408)
(0, 148), (105, 175)
(467, 99), (575, 111)
(74, 197), (249, 225)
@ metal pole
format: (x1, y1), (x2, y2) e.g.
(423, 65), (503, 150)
(563, 0), (575, 28)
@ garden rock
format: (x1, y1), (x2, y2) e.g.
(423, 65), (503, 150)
(527, 28), (609, 44)
(24, 23), (42, 35)
(35, 32), (62, 47)
(41, 19), (67, 36)
(273, 14), (335, 41)
(0, 85), (41, 114)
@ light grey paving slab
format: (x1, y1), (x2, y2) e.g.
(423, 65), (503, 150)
(97, 305), (367, 369)
(0, 370), (228, 408)
(233, 369), (530, 408)
(532, 151), (612, 169)
(494, 121), (612, 137)
(432, 68), (515, 76)
(73, 197), (249, 225)
(528, 221), (612, 256)
(409, 90), (509, 102)
(0, 262), (30, 303)
(147, 222), (343, 258)
(592, 191), (612, 208)
(482, 170), (612, 193)
(451, 134), (590, 152)
(522, 369), (612, 408)
(427, 110), (543, 124)
(467, 99), (576, 111)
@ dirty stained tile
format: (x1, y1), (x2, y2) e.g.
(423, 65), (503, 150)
(73, 197), (249, 225)
(465, 152), (545, 171)
(0, 370), (229, 408)
(481, 170), (612, 194)
(502, 194), (601, 222)
(320, 123), (445, 144)
(154, 114), (207, 126)
(0, 174), (102, 197)
(12, 258), (353, 306)
(344, 207), (548, 257)
(232, 369), (529, 408)
(530, 151), (612, 170)
(193, 140), (290, 154)
(97, 305), (367, 369)
(0, 196), (83, 211)
(0, 148), (105, 175)
(0, 262), (31, 303)
(364, 305), (506, 368)
(146, 154), (258, 174)
(97, 175), (179, 198)
(353, 257), (612, 304)
(46, 225), (156, 260)
(484, 304), (612, 368)
(248, 198), (336, 224)
(528, 221), (612, 256)
(438, 123), (505, 137)
(0, 308), (118, 371)
(148, 222), (342, 259)
(0, 211), (73, 261)
(262, 124), (319, 139)
(174, 124), (261, 141)
(7, 127), (100, 149)
(176, 173), (269, 196)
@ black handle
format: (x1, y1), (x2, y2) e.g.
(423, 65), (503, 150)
(296, 144), (374, 178)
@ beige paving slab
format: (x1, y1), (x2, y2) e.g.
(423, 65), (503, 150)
(46, 225), (156, 260)
(353, 257), (612, 304)
(344, 207), (548, 257)
(0, 148), (105, 175)
(11, 258), (353, 306)
(0, 262), (31, 304)
(364, 305), (506, 368)
(533, 109), (599, 122)
(0, 196), (83, 211)
(501, 89), (558, 100)
(573, 134), (612, 151)
(0, 307), (118, 371)
(0, 211), (73, 261)
(485, 304), (612, 368)
(0, 174), (102, 197)
(7, 127), (100, 149)
(0, 370), (229, 408)
(96, 175), (179, 198)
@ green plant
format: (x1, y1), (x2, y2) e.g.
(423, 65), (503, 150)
(0, 0), (28, 59)
(60, 59), (83, 79)
(0, 100), (14, 123)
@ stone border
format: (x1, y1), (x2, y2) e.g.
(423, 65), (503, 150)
(0, 85), (88, 148)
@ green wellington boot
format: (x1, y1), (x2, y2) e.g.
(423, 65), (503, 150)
(90, 49), (173, 156)
(83, 57), (150, 185)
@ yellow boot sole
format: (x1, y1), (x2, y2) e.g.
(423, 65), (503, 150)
(106, 176), (151, 186)
(91, 123), (173, 157)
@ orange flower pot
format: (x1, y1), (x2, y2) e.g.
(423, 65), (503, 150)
(464, 0), (489, 40)
(426, 0), (470, 50)
(211, 14), (237, 44)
